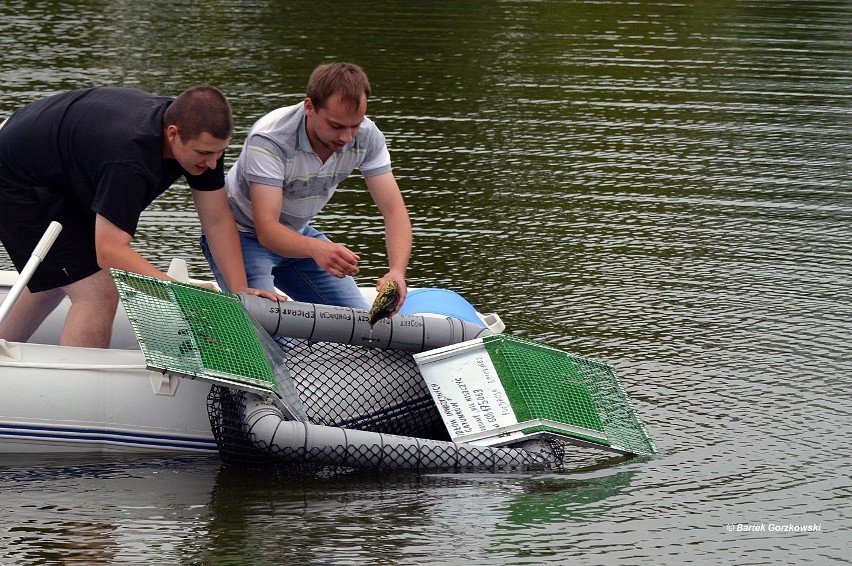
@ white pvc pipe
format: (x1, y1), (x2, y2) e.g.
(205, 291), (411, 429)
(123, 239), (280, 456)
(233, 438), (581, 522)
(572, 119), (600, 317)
(242, 394), (553, 472)
(238, 294), (492, 353)
(0, 221), (62, 327)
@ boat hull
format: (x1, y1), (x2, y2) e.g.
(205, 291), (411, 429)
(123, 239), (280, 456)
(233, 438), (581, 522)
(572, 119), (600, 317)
(0, 342), (216, 454)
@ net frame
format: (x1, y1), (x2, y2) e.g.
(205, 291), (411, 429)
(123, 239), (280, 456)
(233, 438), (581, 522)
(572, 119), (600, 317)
(112, 270), (279, 394)
(482, 334), (657, 455)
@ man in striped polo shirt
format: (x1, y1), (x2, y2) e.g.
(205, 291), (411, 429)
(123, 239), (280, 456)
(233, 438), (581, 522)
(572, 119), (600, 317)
(201, 62), (411, 314)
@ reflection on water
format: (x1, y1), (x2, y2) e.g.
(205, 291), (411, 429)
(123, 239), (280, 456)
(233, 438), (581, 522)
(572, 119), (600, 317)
(196, 460), (639, 565)
(0, 0), (850, 563)
(0, 454), (636, 564)
(0, 455), (219, 564)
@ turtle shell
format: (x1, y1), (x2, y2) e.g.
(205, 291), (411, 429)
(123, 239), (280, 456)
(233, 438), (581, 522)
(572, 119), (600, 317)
(368, 280), (401, 327)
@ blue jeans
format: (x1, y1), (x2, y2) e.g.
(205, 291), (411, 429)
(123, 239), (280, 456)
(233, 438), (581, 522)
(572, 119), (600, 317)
(200, 227), (370, 309)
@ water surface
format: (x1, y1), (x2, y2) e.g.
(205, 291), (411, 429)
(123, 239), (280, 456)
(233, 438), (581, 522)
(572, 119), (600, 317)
(0, 1), (850, 564)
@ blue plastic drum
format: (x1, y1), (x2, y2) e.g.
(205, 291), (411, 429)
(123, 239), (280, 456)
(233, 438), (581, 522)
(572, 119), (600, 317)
(398, 288), (485, 327)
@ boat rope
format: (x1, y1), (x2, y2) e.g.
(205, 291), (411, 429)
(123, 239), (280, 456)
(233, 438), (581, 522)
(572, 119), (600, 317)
(0, 360), (146, 370)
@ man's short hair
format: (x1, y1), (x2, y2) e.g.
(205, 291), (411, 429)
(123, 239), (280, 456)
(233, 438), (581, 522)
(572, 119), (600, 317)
(306, 62), (371, 111)
(164, 85), (233, 141)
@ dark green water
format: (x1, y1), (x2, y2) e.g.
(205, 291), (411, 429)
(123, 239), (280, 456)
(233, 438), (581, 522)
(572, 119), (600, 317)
(0, 1), (850, 564)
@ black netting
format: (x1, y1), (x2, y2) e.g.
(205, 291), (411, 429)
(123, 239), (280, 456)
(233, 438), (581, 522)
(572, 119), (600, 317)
(278, 339), (449, 440)
(206, 339), (564, 476)
(206, 386), (266, 466)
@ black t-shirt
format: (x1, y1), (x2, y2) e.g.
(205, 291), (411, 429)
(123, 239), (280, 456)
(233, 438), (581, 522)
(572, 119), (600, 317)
(0, 87), (224, 236)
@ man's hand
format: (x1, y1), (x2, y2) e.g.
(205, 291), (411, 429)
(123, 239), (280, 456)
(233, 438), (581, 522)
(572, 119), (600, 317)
(235, 287), (289, 302)
(377, 272), (407, 317)
(313, 240), (361, 279)
(192, 281), (217, 291)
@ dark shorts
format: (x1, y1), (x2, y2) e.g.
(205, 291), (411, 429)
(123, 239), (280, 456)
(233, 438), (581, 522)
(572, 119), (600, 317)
(0, 168), (100, 292)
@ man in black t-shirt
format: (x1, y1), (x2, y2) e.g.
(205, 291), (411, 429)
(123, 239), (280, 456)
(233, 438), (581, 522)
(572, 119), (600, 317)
(0, 86), (279, 348)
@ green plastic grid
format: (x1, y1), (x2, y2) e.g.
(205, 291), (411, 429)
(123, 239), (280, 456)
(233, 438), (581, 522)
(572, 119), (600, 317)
(482, 334), (656, 455)
(111, 270), (278, 394)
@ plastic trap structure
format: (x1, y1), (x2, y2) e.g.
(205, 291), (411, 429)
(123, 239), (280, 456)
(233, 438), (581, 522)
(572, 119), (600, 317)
(111, 270), (655, 475)
(414, 336), (656, 456)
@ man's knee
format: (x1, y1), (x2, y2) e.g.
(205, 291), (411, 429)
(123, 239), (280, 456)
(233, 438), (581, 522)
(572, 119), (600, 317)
(64, 270), (119, 310)
(60, 272), (118, 348)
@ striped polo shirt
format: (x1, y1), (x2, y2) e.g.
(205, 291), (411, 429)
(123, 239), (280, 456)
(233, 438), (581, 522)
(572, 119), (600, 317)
(225, 102), (392, 233)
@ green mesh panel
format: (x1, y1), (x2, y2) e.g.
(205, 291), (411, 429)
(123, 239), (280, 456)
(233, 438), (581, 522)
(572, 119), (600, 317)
(482, 334), (656, 455)
(111, 270), (278, 395)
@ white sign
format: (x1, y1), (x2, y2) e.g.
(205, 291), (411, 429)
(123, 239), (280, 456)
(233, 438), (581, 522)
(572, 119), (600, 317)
(415, 340), (519, 443)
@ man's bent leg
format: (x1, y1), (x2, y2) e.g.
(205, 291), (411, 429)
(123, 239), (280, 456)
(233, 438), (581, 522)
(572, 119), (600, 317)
(273, 258), (370, 309)
(60, 270), (119, 348)
(201, 232), (279, 293)
(0, 286), (66, 342)
(272, 227), (370, 309)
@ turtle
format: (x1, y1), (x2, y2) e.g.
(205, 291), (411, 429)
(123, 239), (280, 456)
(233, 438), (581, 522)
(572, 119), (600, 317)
(368, 280), (401, 327)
